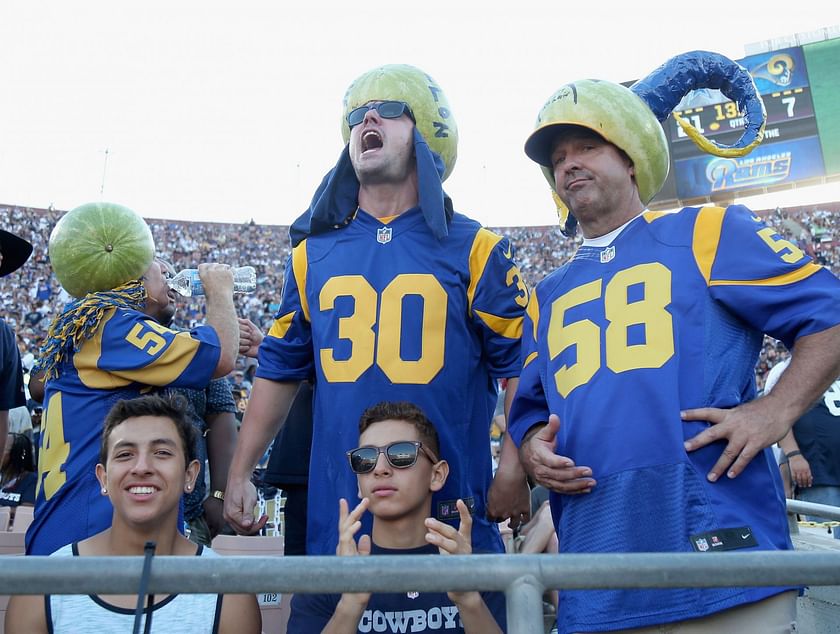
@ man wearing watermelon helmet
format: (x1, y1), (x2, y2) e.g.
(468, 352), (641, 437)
(509, 52), (840, 632)
(26, 202), (240, 555)
(226, 65), (530, 556)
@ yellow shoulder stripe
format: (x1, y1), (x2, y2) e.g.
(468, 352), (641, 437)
(710, 261), (823, 287)
(474, 310), (523, 339)
(523, 351), (538, 369)
(643, 210), (668, 223)
(526, 293), (540, 342)
(269, 311), (296, 339)
(74, 309), (131, 389)
(292, 241), (310, 323)
(467, 229), (503, 314)
(113, 330), (202, 386)
(76, 311), (204, 389)
(692, 206), (726, 286)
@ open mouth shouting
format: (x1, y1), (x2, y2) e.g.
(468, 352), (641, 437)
(362, 129), (383, 154)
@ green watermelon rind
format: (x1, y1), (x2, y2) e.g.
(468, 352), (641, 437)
(49, 202), (155, 298)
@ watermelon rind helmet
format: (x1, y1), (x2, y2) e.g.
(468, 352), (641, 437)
(48, 201), (155, 297)
(525, 51), (766, 236)
(341, 64), (458, 181)
(525, 80), (669, 236)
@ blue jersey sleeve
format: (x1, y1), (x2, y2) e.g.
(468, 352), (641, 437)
(73, 309), (219, 390)
(508, 290), (549, 447)
(696, 205), (840, 348)
(468, 230), (528, 379)
(257, 245), (315, 382)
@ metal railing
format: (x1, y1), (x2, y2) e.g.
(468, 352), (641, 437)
(2, 500), (839, 634)
(786, 498), (840, 522)
(4, 551), (840, 633)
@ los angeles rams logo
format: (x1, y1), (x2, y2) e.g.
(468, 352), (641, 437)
(750, 53), (795, 87)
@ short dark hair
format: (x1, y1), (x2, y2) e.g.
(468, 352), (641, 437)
(99, 394), (197, 466)
(358, 401), (440, 457)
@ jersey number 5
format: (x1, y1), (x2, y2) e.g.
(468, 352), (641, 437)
(548, 262), (675, 397)
(319, 274), (447, 384)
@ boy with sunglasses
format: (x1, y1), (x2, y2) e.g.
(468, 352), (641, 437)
(287, 401), (506, 633)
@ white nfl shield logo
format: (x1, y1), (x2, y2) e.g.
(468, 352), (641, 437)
(377, 226), (393, 244)
(600, 246), (615, 263)
(406, 591), (419, 600)
(695, 538), (709, 552)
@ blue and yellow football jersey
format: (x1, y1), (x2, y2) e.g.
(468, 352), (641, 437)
(509, 205), (840, 632)
(26, 308), (220, 555)
(258, 208), (527, 555)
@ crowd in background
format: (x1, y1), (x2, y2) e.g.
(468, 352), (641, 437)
(3, 199), (840, 400)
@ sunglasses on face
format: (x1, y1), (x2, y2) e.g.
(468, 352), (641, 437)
(346, 441), (438, 474)
(346, 101), (416, 128)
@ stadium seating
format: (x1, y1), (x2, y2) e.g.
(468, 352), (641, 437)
(9, 506), (33, 533)
(0, 508), (9, 532)
(0, 530), (25, 555)
(211, 534), (289, 634)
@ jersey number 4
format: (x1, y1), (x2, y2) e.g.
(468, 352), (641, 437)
(36, 391), (71, 500)
(548, 262), (675, 397)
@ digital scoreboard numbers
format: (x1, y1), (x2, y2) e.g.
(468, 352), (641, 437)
(650, 47), (826, 205)
(669, 86), (815, 155)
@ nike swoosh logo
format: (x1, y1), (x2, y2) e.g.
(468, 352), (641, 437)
(741, 533), (751, 539)
(503, 245), (512, 259)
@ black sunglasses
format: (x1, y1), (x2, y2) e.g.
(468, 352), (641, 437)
(347, 101), (415, 128)
(346, 441), (438, 474)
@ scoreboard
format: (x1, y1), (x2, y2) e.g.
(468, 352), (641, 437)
(648, 46), (826, 208)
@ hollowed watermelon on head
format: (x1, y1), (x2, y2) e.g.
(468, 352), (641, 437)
(48, 202), (155, 297)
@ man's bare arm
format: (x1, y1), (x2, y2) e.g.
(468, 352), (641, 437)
(684, 323), (840, 481)
(199, 264), (238, 378)
(224, 378), (300, 533)
(203, 409), (239, 538)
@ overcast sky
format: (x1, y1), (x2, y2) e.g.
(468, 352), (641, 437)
(1, 2), (838, 228)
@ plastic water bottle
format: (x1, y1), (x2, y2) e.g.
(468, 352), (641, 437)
(167, 266), (257, 297)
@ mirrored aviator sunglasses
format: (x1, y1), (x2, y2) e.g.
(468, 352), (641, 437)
(346, 441), (435, 474)
(346, 101), (415, 128)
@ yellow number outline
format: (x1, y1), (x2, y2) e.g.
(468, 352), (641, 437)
(319, 276), (377, 383)
(506, 266), (529, 308)
(125, 322), (167, 355)
(756, 227), (805, 264)
(36, 391), (71, 500)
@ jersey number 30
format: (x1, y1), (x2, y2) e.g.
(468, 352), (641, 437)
(319, 274), (447, 384)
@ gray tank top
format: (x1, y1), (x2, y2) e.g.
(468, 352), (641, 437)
(46, 542), (222, 633)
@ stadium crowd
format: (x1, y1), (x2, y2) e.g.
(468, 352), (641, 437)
(3, 198), (840, 631)
(3, 199), (840, 398)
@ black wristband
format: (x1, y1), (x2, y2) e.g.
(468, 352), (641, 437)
(785, 450), (803, 460)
